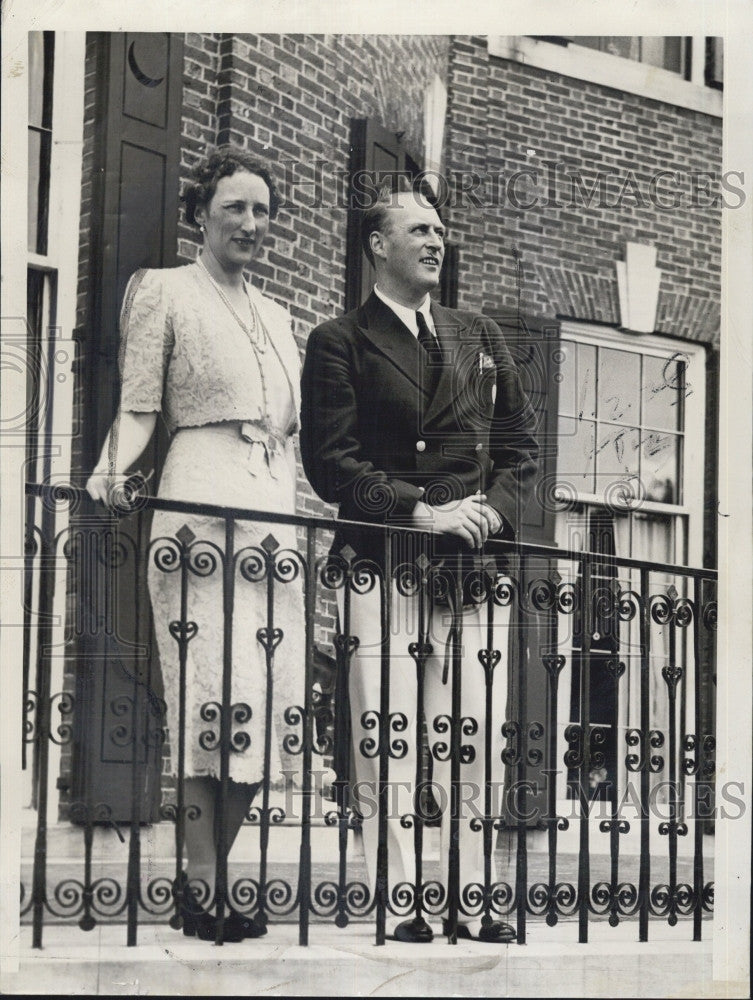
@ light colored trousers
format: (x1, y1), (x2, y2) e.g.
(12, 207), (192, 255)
(338, 581), (512, 912)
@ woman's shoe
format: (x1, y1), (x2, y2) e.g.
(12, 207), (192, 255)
(177, 876), (245, 943)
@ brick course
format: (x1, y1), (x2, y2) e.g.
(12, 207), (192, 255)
(444, 41), (722, 344)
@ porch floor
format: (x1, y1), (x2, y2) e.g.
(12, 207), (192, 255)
(4, 918), (726, 998)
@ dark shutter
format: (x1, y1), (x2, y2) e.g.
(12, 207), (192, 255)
(488, 311), (560, 546)
(345, 118), (411, 312)
(72, 32), (184, 823)
(489, 311), (561, 826)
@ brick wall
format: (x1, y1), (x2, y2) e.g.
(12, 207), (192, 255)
(444, 38), (722, 345)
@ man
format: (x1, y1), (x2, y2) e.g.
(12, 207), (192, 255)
(301, 187), (538, 942)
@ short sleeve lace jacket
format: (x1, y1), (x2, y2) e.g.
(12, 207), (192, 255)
(118, 263), (301, 436)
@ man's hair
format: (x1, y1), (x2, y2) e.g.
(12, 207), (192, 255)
(360, 177), (441, 267)
(183, 144), (281, 225)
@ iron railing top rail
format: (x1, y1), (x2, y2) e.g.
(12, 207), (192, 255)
(25, 481), (718, 583)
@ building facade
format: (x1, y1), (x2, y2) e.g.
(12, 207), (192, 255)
(23, 32), (721, 828)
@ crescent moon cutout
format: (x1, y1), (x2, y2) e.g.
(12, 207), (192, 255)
(128, 41), (165, 88)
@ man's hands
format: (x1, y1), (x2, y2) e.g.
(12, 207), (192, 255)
(411, 493), (503, 549)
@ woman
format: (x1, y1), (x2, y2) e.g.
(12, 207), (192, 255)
(86, 146), (303, 941)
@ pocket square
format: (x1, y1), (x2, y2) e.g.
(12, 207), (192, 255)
(478, 351), (496, 371)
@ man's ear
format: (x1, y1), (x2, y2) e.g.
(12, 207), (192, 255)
(370, 230), (387, 261)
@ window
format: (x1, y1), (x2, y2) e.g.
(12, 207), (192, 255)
(489, 36), (723, 116)
(28, 32), (55, 255)
(552, 325), (707, 803)
(560, 37), (691, 78)
(557, 338), (686, 509)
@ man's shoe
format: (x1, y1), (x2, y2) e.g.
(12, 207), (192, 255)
(227, 907), (268, 939)
(442, 918), (516, 943)
(389, 917), (434, 943)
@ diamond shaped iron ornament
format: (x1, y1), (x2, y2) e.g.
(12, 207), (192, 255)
(667, 584), (678, 601)
(176, 524), (196, 547)
(551, 569), (562, 586)
(261, 533), (279, 554)
(416, 553), (430, 571)
(340, 543), (356, 564)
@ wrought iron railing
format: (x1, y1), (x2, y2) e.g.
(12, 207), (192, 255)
(22, 481), (716, 947)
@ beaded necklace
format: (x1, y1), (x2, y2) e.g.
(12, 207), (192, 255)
(198, 255), (267, 353)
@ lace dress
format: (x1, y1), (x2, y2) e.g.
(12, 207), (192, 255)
(118, 263), (304, 785)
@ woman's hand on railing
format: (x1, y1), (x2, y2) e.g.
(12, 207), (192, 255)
(85, 469), (150, 513)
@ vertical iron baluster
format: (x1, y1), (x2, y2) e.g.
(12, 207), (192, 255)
(515, 553), (528, 946)
(76, 527), (96, 935)
(126, 512), (145, 945)
(170, 530), (192, 931)
(214, 516), (235, 944)
(30, 501), (56, 948)
(333, 555), (357, 929)
(691, 576), (704, 941)
(638, 568), (651, 942)
(445, 553), (463, 945)
(297, 526), (317, 946)
(478, 573), (497, 930)
(374, 531), (392, 946)
(255, 538), (279, 933)
(577, 557), (593, 944)
(408, 551), (431, 932)
(602, 640), (626, 927)
(543, 581), (566, 927)
(664, 596), (680, 925)
(22, 495), (37, 772)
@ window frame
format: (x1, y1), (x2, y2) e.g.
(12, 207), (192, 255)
(555, 322), (707, 567)
(488, 35), (722, 118)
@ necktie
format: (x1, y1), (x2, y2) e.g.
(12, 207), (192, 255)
(416, 311), (442, 363)
(415, 310), (442, 394)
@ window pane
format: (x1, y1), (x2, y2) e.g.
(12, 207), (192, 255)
(598, 348), (640, 424)
(640, 37), (684, 74)
(558, 340), (596, 418)
(28, 130), (42, 253)
(600, 37), (640, 60)
(29, 32), (46, 126)
(643, 354), (684, 431)
(642, 431), (680, 504)
(595, 424), (641, 483)
(662, 37), (683, 74)
(557, 415), (595, 494)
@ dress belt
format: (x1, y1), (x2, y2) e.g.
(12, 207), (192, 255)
(240, 420), (291, 480)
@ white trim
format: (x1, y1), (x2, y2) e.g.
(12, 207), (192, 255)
(558, 322), (707, 568)
(489, 36), (722, 119)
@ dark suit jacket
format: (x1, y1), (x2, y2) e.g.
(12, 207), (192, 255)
(300, 292), (539, 570)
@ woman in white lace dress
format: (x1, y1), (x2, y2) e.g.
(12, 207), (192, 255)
(86, 146), (303, 941)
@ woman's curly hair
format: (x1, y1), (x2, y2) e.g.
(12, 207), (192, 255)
(183, 145), (281, 225)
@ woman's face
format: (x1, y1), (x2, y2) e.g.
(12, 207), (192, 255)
(196, 169), (271, 273)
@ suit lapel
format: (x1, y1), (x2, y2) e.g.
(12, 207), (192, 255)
(422, 303), (482, 426)
(356, 292), (431, 397)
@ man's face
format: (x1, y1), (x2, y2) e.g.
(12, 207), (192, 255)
(372, 193), (445, 302)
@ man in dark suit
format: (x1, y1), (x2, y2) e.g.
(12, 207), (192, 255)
(301, 187), (538, 943)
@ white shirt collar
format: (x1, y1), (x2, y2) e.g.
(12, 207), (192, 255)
(373, 285), (434, 337)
